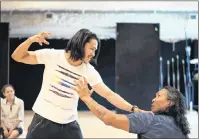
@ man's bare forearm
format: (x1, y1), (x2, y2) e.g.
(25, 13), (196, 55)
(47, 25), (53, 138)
(107, 93), (143, 112)
(106, 92), (133, 112)
(81, 96), (115, 124)
(11, 38), (32, 61)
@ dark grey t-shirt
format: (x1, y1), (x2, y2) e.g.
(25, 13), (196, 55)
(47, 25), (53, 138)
(126, 113), (188, 139)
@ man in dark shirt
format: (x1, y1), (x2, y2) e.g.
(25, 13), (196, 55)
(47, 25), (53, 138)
(72, 77), (190, 138)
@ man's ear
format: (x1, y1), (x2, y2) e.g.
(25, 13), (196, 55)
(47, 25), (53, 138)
(168, 101), (174, 107)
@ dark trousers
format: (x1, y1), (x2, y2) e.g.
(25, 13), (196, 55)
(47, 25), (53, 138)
(26, 113), (83, 138)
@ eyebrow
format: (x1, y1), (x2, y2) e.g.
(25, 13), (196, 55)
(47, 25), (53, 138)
(92, 46), (97, 50)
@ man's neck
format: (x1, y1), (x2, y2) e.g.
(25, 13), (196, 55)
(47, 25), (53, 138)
(66, 52), (83, 66)
(155, 111), (171, 116)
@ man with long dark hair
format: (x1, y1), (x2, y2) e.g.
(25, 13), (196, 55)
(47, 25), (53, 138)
(73, 77), (190, 138)
(11, 29), (148, 138)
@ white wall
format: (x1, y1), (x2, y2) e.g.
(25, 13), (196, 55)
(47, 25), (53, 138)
(1, 1), (198, 41)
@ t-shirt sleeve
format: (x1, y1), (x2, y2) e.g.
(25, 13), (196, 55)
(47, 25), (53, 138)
(126, 112), (154, 134)
(87, 66), (103, 86)
(35, 48), (56, 65)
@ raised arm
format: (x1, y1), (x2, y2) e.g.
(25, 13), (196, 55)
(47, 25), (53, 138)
(11, 32), (50, 64)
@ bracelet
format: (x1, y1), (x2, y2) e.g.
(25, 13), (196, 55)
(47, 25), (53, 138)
(131, 105), (138, 112)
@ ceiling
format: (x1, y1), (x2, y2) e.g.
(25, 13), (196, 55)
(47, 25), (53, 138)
(1, 1), (198, 12)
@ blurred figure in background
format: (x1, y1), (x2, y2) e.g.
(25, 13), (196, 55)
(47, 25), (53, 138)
(0, 84), (24, 139)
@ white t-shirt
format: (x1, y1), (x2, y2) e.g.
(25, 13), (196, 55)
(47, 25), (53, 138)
(32, 49), (103, 124)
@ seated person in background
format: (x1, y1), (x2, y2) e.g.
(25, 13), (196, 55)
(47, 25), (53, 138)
(0, 84), (24, 139)
(72, 78), (190, 139)
(0, 97), (2, 139)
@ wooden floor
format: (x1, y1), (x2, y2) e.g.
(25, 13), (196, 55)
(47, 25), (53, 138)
(21, 110), (198, 138)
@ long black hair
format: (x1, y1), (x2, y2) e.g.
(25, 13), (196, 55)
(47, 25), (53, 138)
(163, 86), (190, 136)
(65, 29), (101, 66)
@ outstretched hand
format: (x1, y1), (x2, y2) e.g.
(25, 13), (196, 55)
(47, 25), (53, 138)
(71, 77), (93, 99)
(28, 32), (51, 46)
